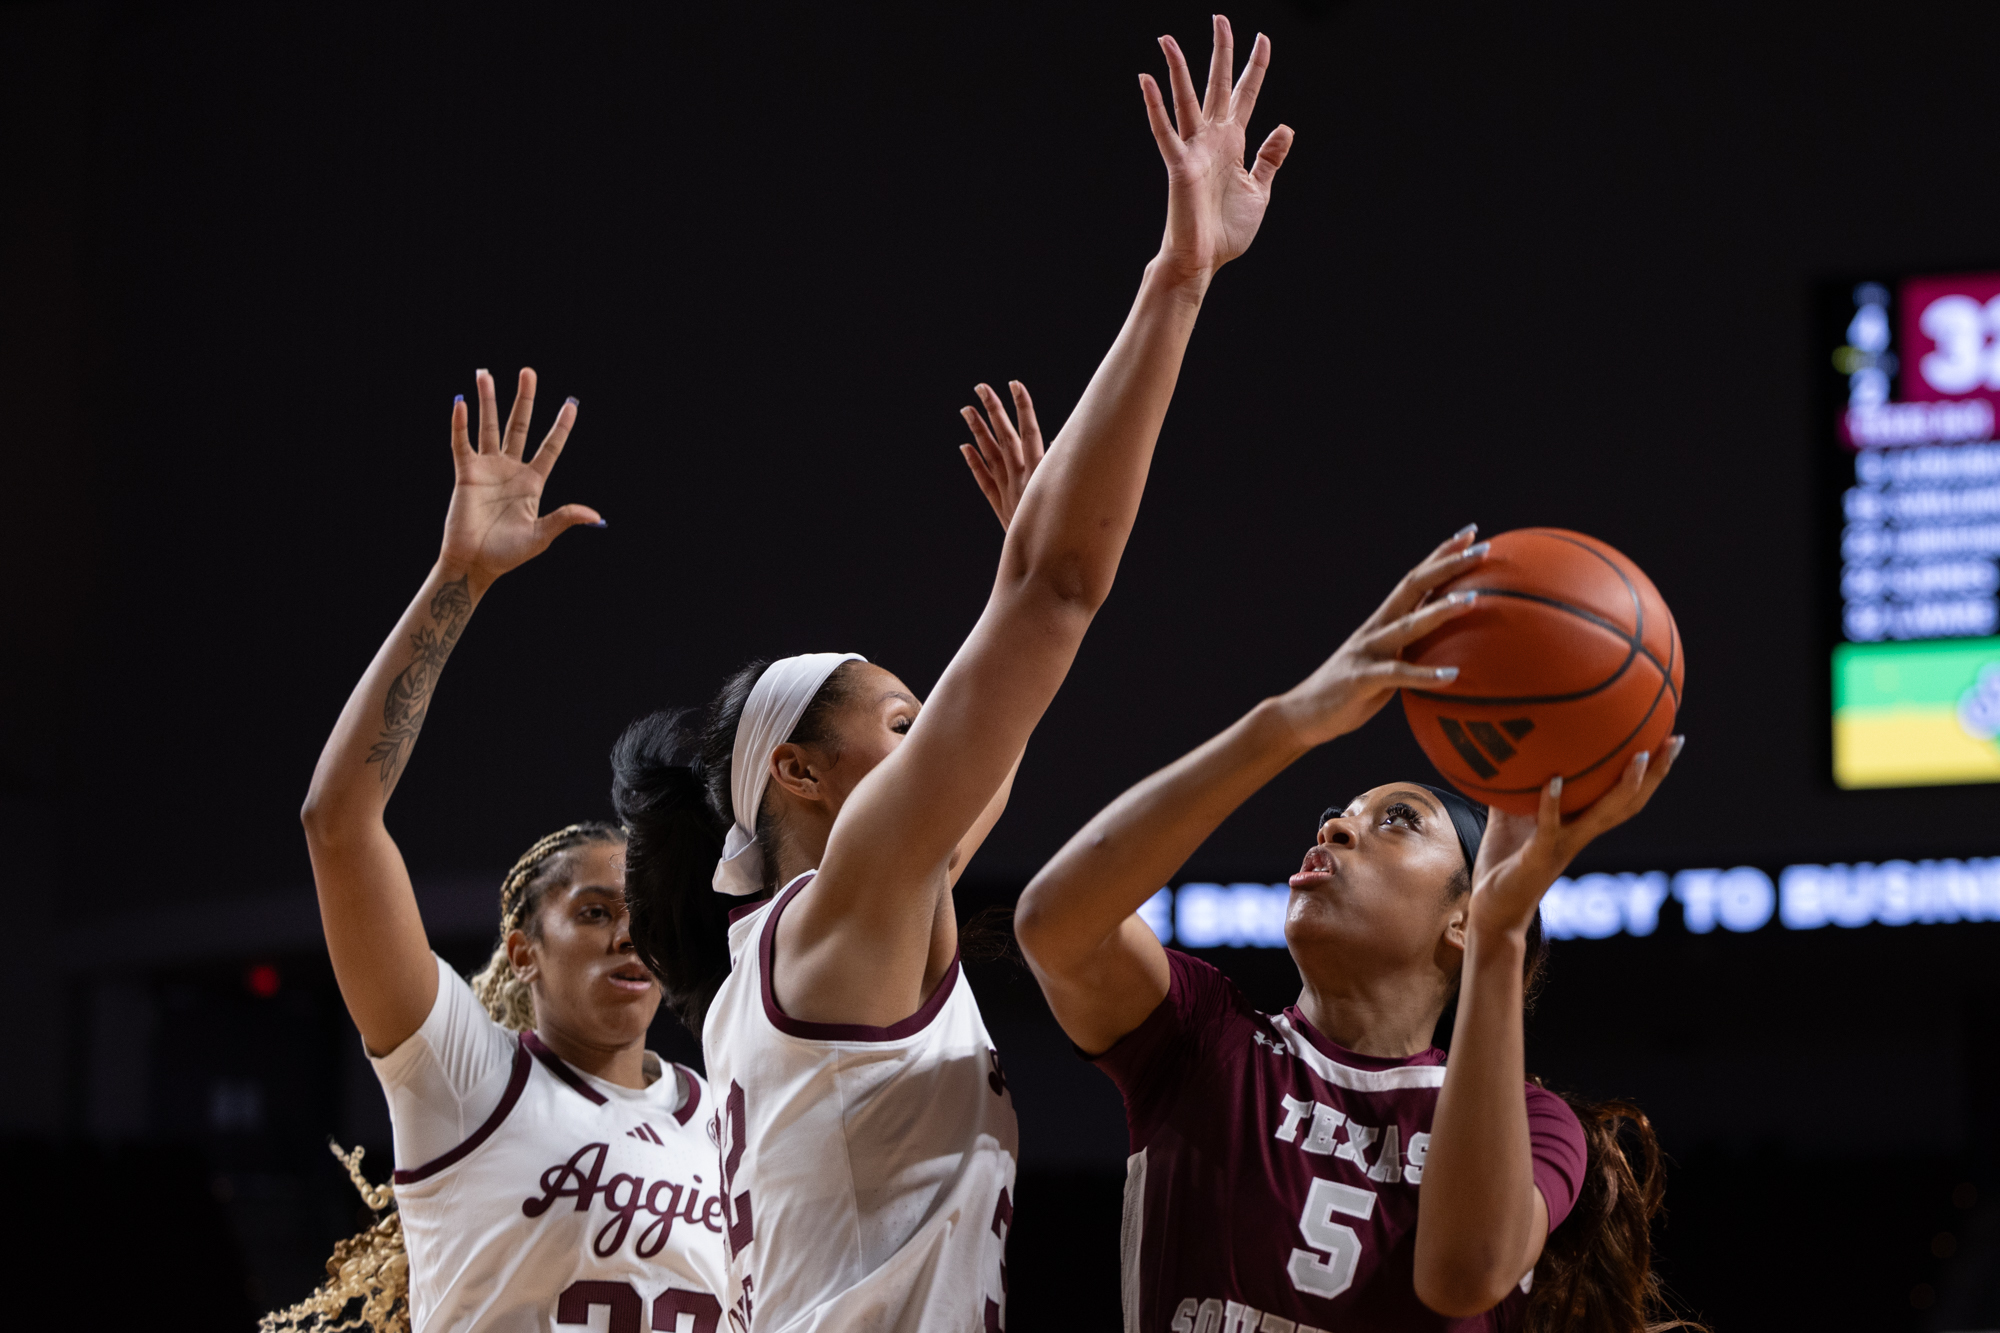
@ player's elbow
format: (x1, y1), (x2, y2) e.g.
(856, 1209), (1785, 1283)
(1413, 1254), (1520, 1320)
(1006, 544), (1115, 620)
(1012, 880), (1060, 966)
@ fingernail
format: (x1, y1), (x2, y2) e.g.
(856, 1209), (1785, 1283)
(590, 519), (608, 529)
(1673, 735), (1687, 754)
(1464, 541), (1491, 558)
(1449, 590), (1478, 606)
(1549, 776), (1563, 797)
(454, 394), (464, 405)
(476, 367), (488, 377)
(565, 396), (579, 408)
(1454, 523), (1478, 540)
(1636, 751), (1650, 766)
(1433, 666), (1459, 682)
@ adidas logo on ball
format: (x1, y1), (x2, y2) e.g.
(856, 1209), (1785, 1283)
(1436, 716), (1536, 779)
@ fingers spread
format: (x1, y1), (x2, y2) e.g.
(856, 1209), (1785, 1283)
(449, 394), (472, 463)
(961, 402), (1000, 466)
(534, 502), (603, 547)
(1368, 659), (1461, 687)
(1158, 35), (1202, 139)
(1231, 31), (1271, 123)
(476, 369), (501, 454)
(503, 367), (537, 458)
(1365, 590), (1477, 653)
(1371, 532), (1489, 625)
(1251, 123), (1295, 190)
(528, 396), (578, 479)
(1140, 73), (1180, 158)
(1202, 14), (1234, 119)
(961, 445), (1004, 514)
(1008, 381), (1044, 457)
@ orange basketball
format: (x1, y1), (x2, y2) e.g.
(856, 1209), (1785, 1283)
(1400, 529), (1684, 816)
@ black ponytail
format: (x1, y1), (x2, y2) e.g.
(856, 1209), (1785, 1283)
(611, 658), (863, 1035)
(610, 707), (732, 1034)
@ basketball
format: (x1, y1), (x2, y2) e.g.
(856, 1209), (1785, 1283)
(1400, 528), (1684, 816)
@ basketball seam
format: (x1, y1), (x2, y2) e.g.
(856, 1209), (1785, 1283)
(1406, 532), (1676, 705)
(1406, 589), (1644, 705)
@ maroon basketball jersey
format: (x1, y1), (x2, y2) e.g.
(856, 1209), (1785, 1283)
(1092, 950), (1585, 1333)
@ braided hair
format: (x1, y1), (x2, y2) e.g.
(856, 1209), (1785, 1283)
(266, 823), (625, 1332)
(468, 821), (628, 1030)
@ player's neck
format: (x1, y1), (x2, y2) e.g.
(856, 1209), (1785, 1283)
(533, 1022), (652, 1090)
(1292, 975), (1445, 1060)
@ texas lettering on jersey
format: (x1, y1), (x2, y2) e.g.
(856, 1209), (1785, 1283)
(523, 1139), (726, 1260)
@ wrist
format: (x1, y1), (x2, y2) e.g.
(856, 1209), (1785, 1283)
(1143, 252), (1213, 308)
(1250, 695), (1324, 760)
(433, 557), (495, 601)
(1465, 906), (1532, 956)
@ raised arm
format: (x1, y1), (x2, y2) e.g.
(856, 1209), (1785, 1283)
(1017, 531), (1484, 1053)
(1413, 740), (1681, 1316)
(301, 370), (597, 1056)
(784, 17), (1296, 1026)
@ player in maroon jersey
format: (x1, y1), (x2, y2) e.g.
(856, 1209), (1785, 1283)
(1016, 525), (1690, 1333)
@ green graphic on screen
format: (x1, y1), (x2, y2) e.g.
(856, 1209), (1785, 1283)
(1832, 638), (2000, 787)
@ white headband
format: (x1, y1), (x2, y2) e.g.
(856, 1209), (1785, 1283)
(712, 652), (867, 897)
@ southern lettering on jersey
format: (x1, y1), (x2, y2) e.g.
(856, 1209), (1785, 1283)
(1095, 951), (1585, 1333)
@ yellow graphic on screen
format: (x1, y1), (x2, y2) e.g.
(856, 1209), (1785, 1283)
(1833, 637), (2000, 787)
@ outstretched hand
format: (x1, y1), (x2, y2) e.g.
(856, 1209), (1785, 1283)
(1274, 526), (1488, 748)
(1143, 15), (1295, 286)
(439, 368), (601, 589)
(1470, 738), (1686, 935)
(960, 381), (1045, 531)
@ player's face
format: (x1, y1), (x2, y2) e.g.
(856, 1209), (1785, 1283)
(522, 841), (660, 1047)
(809, 663), (923, 819)
(1285, 784), (1467, 977)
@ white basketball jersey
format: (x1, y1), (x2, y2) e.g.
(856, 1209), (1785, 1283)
(392, 1030), (729, 1332)
(703, 872), (1018, 1333)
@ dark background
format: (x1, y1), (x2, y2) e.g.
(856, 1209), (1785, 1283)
(3, 0), (1997, 1327)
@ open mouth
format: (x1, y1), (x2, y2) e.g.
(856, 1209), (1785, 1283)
(607, 967), (654, 993)
(1288, 845), (1336, 888)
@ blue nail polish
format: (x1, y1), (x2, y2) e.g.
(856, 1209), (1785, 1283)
(454, 394), (464, 405)
(1454, 523), (1477, 540)
(565, 396), (579, 408)
(590, 519), (608, 529)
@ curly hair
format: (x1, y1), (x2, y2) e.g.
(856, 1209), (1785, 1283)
(270, 822), (626, 1331)
(260, 1143), (407, 1333)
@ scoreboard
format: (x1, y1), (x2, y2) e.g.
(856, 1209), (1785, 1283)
(1825, 272), (2000, 788)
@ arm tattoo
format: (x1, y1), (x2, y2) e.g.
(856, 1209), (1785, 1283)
(366, 576), (474, 791)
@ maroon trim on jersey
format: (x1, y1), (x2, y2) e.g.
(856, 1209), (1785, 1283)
(523, 1029), (610, 1106)
(390, 1038), (532, 1184)
(672, 1063), (703, 1126)
(758, 871), (962, 1042)
(727, 896), (772, 925)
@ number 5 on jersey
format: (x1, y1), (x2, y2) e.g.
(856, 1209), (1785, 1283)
(1288, 1179), (1375, 1299)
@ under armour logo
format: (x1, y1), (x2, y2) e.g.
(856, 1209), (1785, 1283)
(987, 1048), (1009, 1097)
(1252, 1029), (1283, 1053)
(1437, 716), (1535, 779)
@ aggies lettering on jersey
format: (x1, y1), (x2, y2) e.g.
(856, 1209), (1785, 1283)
(372, 957), (728, 1332)
(1094, 951), (1586, 1333)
